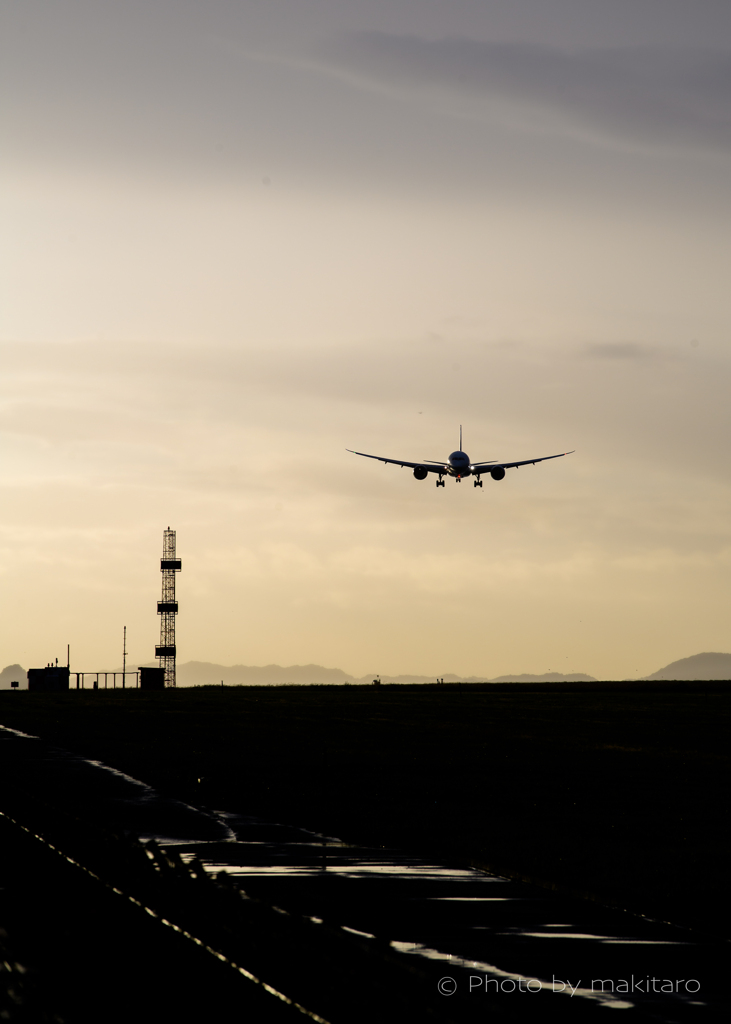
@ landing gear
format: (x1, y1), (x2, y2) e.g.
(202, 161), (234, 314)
(474, 478), (483, 488)
(436, 478), (445, 488)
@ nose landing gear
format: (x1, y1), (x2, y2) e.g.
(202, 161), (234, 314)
(474, 478), (483, 488)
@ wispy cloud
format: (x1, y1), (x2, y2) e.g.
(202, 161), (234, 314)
(314, 33), (731, 154)
(579, 342), (661, 360)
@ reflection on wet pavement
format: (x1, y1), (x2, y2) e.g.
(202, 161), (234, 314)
(1, 725), (726, 1021)
(171, 812), (724, 1020)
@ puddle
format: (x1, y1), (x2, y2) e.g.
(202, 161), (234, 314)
(390, 940), (635, 1010)
(180, 855), (504, 881)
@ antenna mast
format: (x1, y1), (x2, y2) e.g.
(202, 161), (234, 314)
(155, 528), (181, 687)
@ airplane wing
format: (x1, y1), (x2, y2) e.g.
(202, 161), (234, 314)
(347, 450), (447, 473)
(471, 451), (575, 472)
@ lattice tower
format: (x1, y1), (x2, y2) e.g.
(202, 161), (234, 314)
(155, 528), (181, 687)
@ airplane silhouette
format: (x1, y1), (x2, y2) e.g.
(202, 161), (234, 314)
(348, 427), (574, 488)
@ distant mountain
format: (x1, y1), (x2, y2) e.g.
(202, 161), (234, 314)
(5, 654), (728, 690)
(173, 663), (474, 687)
(488, 672), (596, 683)
(0, 664), (25, 689)
(169, 662), (597, 687)
(642, 652), (731, 681)
(175, 662), (355, 687)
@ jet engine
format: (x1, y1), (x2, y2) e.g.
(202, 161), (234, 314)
(413, 466), (428, 480)
(491, 467), (506, 481)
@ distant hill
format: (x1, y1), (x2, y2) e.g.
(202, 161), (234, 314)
(168, 662), (597, 687)
(0, 664), (25, 689)
(172, 663), (477, 687)
(4, 654), (728, 690)
(643, 652), (731, 681)
(488, 672), (596, 683)
(174, 662), (355, 687)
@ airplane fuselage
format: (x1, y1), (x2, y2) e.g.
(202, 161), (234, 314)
(447, 450), (471, 477)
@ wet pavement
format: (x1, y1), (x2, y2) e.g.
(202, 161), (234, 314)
(0, 724), (727, 1022)
(173, 814), (725, 1021)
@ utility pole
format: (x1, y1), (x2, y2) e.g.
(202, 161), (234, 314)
(122, 626), (127, 689)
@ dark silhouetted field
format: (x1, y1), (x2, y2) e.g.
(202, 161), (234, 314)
(1, 681), (728, 934)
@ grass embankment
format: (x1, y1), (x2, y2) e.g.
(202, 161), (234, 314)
(1, 682), (727, 934)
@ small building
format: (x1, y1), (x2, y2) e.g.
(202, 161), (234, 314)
(27, 666), (70, 692)
(139, 666), (165, 690)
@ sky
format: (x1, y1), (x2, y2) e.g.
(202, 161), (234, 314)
(1, 0), (730, 680)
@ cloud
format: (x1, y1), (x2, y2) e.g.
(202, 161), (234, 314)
(579, 342), (660, 360)
(315, 33), (731, 154)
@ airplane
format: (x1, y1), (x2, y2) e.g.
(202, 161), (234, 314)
(348, 427), (574, 488)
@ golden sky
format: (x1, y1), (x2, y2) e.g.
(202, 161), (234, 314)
(2, 1), (730, 679)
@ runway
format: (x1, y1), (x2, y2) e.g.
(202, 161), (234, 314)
(174, 812), (724, 1020)
(0, 724), (726, 1022)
